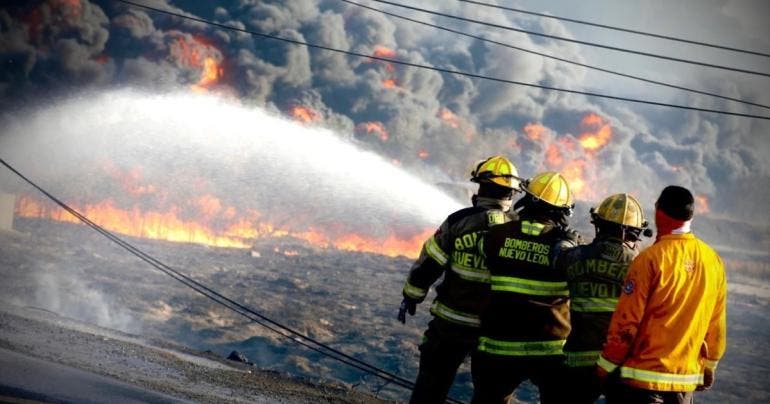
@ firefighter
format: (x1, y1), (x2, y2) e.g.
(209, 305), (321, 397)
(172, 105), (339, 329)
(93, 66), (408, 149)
(471, 171), (581, 404)
(597, 185), (727, 404)
(397, 155), (521, 404)
(558, 193), (652, 403)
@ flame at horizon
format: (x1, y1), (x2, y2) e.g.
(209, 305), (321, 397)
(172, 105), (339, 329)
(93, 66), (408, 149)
(14, 193), (431, 258)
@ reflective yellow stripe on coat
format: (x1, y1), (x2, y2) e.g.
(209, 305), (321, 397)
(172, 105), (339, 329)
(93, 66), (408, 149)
(478, 337), (565, 356)
(490, 276), (569, 296)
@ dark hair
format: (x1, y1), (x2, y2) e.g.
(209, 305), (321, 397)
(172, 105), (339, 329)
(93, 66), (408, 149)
(656, 185), (695, 220)
(477, 182), (514, 200)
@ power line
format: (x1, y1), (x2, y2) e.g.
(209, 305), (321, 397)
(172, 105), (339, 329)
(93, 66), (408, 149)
(113, 0), (770, 121)
(1, 158), (466, 403)
(341, 0), (770, 110)
(456, 0), (770, 58)
(367, 0), (770, 78)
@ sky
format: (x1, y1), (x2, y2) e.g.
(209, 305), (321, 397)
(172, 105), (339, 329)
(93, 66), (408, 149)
(0, 0), (768, 255)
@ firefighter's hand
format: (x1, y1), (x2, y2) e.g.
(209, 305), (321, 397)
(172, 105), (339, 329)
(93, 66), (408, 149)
(566, 229), (583, 245)
(397, 298), (417, 324)
(697, 367), (716, 391)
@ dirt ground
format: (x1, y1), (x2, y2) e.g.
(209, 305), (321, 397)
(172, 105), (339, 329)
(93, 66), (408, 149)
(0, 304), (390, 403)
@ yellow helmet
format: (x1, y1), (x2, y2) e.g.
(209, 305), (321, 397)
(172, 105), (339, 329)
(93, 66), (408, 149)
(521, 171), (573, 208)
(591, 193), (648, 229)
(470, 155), (520, 189)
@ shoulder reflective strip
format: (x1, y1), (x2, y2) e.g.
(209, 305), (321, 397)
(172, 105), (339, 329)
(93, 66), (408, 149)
(571, 297), (619, 313)
(521, 220), (545, 236)
(478, 337), (565, 356)
(403, 282), (427, 300)
(450, 263), (490, 283)
(430, 301), (480, 327)
(619, 366), (703, 386)
(425, 236), (449, 266)
(596, 355), (619, 373)
(564, 350), (602, 367)
(488, 210), (505, 225)
(704, 359), (718, 370)
(490, 276), (569, 296)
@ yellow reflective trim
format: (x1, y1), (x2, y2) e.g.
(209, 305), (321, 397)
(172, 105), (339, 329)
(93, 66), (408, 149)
(490, 275), (569, 296)
(430, 301), (480, 327)
(564, 350), (601, 367)
(619, 366), (703, 386)
(597, 355), (618, 373)
(450, 264), (490, 283)
(487, 210), (505, 225)
(403, 282), (427, 300)
(521, 220), (545, 236)
(571, 297), (619, 312)
(425, 236), (448, 266)
(478, 337), (565, 356)
(703, 359), (718, 370)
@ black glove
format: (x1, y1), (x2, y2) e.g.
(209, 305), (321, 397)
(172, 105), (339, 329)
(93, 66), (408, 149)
(397, 298), (417, 324)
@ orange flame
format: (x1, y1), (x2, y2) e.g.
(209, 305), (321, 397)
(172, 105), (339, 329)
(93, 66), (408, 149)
(359, 122), (389, 141)
(382, 78), (398, 88)
(191, 57), (223, 93)
(523, 113), (614, 202)
(524, 123), (547, 141)
(12, 163), (435, 258)
(372, 45), (396, 59)
(578, 113), (612, 152)
(368, 45), (400, 90)
(439, 108), (461, 129)
(695, 195), (710, 214)
(289, 105), (320, 123)
(170, 36), (223, 92)
(417, 149), (430, 159)
(14, 194), (431, 258)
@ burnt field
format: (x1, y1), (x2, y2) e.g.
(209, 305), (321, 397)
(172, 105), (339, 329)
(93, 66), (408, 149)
(1, 218), (768, 403)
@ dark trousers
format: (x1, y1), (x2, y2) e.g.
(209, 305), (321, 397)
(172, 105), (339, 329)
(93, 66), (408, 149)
(556, 365), (602, 404)
(409, 318), (478, 404)
(606, 381), (694, 404)
(470, 351), (565, 404)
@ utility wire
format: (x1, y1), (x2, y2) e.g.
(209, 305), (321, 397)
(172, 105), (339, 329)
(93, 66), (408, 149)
(113, 0), (770, 121)
(0, 158), (471, 403)
(455, 0), (770, 58)
(341, 0), (770, 110)
(367, 0), (770, 78)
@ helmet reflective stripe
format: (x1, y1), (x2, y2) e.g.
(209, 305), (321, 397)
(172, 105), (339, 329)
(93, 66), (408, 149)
(450, 263), (490, 283)
(619, 366), (704, 387)
(490, 276), (569, 296)
(471, 155), (520, 189)
(478, 337), (566, 356)
(522, 171), (573, 208)
(403, 282), (427, 300)
(571, 297), (619, 312)
(564, 350), (602, 367)
(521, 220), (545, 236)
(593, 193), (647, 229)
(430, 301), (481, 327)
(424, 236), (449, 266)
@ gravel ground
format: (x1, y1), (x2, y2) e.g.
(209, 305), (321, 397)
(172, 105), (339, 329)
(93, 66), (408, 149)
(0, 303), (390, 403)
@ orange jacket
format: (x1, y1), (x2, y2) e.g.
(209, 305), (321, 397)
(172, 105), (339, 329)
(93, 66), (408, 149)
(597, 233), (727, 392)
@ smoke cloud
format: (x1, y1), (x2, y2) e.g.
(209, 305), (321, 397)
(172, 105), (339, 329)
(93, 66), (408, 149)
(1, 0), (768, 237)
